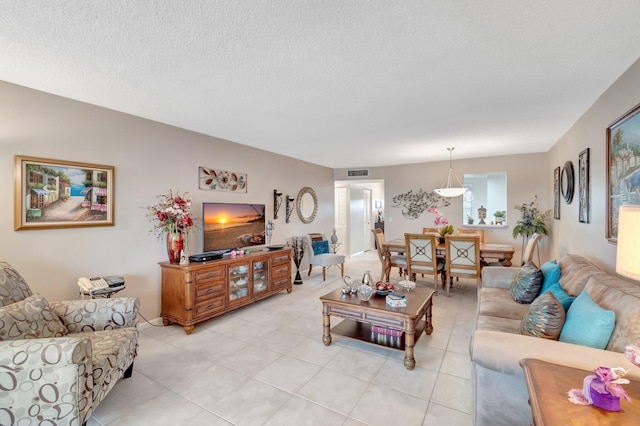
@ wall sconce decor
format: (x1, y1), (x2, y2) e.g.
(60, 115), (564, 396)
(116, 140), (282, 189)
(285, 195), (295, 223)
(273, 190), (283, 219)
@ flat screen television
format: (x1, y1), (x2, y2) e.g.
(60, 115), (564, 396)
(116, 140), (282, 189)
(202, 202), (266, 252)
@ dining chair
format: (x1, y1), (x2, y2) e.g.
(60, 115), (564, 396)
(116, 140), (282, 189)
(372, 229), (406, 281)
(422, 227), (439, 235)
(445, 234), (481, 296)
(456, 228), (485, 243)
(404, 233), (444, 294)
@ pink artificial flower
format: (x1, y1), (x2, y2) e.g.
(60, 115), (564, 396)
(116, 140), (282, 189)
(593, 367), (631, 401)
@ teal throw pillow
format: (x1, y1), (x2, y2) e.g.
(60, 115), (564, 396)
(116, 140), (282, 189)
(545, 283), (575, 312)
(510, 262), (544, 304)
(312, 240), (329, 255)
(540, 259), (560, 294)
(519, 291), (566, 340)
(559, 291), (615, 349)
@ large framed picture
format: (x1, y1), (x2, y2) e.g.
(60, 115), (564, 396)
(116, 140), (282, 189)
(607, 102), (640, 242)
(14, 156), (115, 230)
(579, 148), (590, 223)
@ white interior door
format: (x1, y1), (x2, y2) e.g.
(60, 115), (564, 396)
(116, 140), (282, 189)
(349, 187), (365, 255)
(334, 186), (348, 254)
(363, 189), (373, 250)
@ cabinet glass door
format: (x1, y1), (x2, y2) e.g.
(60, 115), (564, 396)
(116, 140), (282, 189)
(229, 261), (250, 302)
(253, 259), (269, 295)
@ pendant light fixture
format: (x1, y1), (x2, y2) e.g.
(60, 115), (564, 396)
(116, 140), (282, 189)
(434, 147), (467, 197)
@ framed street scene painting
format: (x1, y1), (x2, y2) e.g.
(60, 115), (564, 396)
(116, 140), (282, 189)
(607, 102), (640, 242)
(14, 156), (115, 230)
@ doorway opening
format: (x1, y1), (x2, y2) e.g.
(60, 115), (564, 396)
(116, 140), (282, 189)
(334, 179), (384, 256)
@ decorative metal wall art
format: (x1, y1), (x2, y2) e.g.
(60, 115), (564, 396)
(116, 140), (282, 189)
(553, 166), (561, 220)
(273, 189), (283, 219)
(579, 148), (590, 223)
(199, 167), (247, 192)
(285, 195), (295, 223)
(391, 188), (451, 220)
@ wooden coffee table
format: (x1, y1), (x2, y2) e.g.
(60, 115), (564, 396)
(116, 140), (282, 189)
(520, 358), (640, 425)
(320, 286), (434, 370)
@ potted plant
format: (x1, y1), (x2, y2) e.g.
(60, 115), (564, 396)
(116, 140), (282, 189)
(512, 196), (551, 256)
(438, 224), (454, 244)
(512, 196), (550, 239)
(467, 216), (474, 225)
(493, 210), (505, 224)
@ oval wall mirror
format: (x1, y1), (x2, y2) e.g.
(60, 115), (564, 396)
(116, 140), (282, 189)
(296, 187), (318, 224)
(561, 161), (574, 204)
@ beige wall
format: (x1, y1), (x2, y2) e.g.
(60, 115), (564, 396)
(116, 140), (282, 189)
(335, 57), (640, 277)
(0, 81), (334, 318)
(548, 57), (640, 274)
(335, 153), (550, 264)
(3, 55), (639, 318)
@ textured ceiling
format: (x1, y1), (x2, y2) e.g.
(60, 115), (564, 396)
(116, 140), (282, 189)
(1, 1), (640, 168)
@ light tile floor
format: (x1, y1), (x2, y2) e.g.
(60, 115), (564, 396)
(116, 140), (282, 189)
(89, 251), (476, 426)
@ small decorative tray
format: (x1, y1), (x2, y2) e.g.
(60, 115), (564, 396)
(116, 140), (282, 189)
(397, 280), (416, 290)
(267, 245), (285, 250)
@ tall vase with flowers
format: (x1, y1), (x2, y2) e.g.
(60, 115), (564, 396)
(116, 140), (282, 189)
(147, 190), (195, 264)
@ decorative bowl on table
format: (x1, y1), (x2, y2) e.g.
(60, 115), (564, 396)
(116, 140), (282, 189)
(397, 280), (416, 291)
(375, 282), (394, 295)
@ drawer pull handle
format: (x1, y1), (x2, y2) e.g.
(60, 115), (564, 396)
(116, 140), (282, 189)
(207, 305), (214, 309)
(207, 288), (216, 294)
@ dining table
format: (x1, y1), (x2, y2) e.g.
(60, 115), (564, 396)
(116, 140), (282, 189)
(381, 237), (515, 282)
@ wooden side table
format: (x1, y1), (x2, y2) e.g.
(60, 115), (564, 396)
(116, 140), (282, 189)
(520, 358), (640, 425)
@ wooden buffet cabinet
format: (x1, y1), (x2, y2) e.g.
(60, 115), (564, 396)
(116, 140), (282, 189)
(159, 248), (292, 334)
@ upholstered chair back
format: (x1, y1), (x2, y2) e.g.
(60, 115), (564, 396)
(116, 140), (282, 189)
(0, 262), (33, 307)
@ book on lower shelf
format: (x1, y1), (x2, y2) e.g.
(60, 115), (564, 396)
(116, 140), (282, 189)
(370, 326), (403, 348)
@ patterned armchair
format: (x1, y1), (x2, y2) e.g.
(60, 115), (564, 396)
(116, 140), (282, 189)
(0, 262), (139, 425)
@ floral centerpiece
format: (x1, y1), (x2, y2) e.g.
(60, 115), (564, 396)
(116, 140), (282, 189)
(147, 190), (195, 263)
(428, 208), (453, 241)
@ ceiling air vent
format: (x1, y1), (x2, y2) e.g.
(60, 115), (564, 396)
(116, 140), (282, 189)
(347, 169), (369, 177)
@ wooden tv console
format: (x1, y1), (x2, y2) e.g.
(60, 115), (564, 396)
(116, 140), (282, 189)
(159, 248), (292, 334)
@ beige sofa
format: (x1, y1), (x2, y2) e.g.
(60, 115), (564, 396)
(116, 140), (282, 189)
(471, 254), (640, 426)
(0, 262), (139, 425)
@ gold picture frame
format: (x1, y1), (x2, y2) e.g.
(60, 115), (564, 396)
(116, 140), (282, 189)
(14, 155), (115, 230)
(606, 102), (640, 243)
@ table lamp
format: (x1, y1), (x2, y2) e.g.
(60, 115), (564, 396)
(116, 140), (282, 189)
(616, 205), (640, 368)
